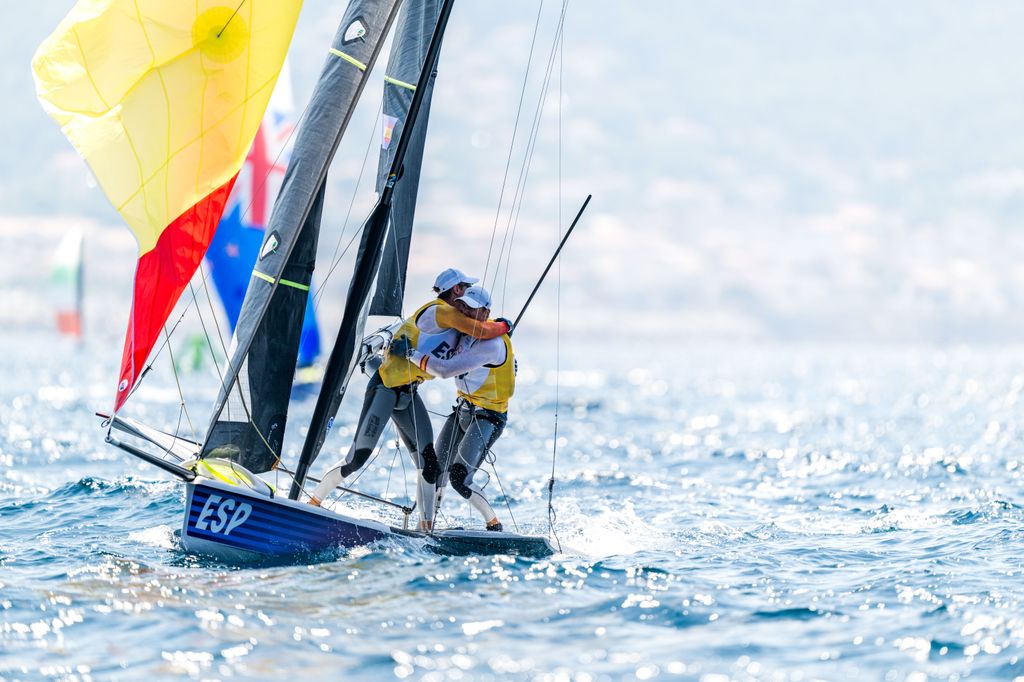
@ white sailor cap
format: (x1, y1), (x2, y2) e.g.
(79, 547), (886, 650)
(456, 285), (492, 310)
(433, 267), (478, 293)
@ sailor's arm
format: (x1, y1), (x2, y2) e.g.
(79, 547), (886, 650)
(408, 339), (505, 379)
(434, 305), (510, 339)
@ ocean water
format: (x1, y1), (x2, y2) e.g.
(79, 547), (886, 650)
(3, 333), (1024, 681)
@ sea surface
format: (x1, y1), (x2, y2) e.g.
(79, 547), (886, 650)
(3, 333), (1024, 681)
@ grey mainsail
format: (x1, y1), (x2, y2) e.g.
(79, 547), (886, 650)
(290, 0), (456, 498)
(201, 0), (403, 473)
(369, 0), (443, 316)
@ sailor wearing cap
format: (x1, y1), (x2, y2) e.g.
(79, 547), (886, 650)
(308, 269), (511, 520)
(392, 285), (515, 531)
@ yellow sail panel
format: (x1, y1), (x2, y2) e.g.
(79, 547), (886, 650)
(33, 0), (303, 410)
(32, 0), (303, 254)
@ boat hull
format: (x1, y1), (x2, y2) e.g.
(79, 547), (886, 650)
(182, 479), (390, 562)
(181, 478), (556, 563)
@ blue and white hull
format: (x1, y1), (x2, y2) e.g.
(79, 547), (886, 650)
(181, 478), (556, 562)
(182, 479), (391, 563)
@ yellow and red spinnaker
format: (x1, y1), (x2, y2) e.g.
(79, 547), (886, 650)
(32, 0), (303, 411)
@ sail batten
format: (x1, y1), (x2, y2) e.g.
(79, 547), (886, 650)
(201, 0), (403, 473)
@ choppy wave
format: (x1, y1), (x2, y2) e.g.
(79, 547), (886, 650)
(4, 339), (1024, 679)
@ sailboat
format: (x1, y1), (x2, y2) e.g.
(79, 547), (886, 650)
(36, 0), (570, 562)
(50, 227), (84, 340)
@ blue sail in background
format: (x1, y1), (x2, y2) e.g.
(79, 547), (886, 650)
(206, 67), (321, 368)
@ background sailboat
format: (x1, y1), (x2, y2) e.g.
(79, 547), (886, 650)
(50, 227), (83, 340)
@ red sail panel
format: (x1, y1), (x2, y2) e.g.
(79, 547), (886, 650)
(114, 176), (238, 411)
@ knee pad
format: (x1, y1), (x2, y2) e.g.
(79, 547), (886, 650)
(339, 448), (372, 478)
(421, 443), (439, 484)
(449, 463), (472, 499)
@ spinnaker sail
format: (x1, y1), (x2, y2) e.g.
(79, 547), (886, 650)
(201, 0), (404, 474)
(32, 0), (303, 411)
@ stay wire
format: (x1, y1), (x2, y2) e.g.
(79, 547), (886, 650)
(217, 0), (247, 38)
(185, 277), (280, 467)
(547, 12), (565, 553)
(196, 261), (231, 364)
(315, 101), (384, 311)
(121, 301), (192, 405)
(481, 0), (546, 287)
(494, 0), (570, 305)
(487, 448), (520, 534)
(162, 325), (198, 442)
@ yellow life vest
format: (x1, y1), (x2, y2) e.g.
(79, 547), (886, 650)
(377, 299), (461, 388)
(457, 335), (515, 413)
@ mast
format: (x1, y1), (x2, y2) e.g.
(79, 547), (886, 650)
(369, 1), (443, 316)
(289, 0), (457, 499)
(201, 0), (403, 473)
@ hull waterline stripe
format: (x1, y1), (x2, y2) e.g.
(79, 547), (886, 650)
(252, 270), (310, 291)
(384, 75), (416, 91)
(328, 48), (367, 71)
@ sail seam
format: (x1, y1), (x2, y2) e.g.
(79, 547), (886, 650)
(329, 48), (367, 71)
(383, 75), (416, 91)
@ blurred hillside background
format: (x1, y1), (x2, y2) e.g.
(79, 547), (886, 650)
(4, 0), (1024, 352)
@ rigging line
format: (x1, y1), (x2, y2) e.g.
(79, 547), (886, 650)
(186, 280), (279, 465)
(121, 297), (194, 404)
(315, 100), (384, 311)
(187, 281), (236, 411)
(493, 0), (569, 280)
(162, 325), (198, 441)
(216, 0), (247, 38)
(481, 0), (546, 288)
(382, 422), (413, 518)
(431, 403), (463, 527)
(487, 452), (520, 534)
(195, 262), (231, 370)
(548, 10), (565, 553)
(491, 0), (569, 299)
(296, 421), (393, 504)
(382, 432), (401, 502)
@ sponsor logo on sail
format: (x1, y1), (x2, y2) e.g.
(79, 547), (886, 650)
(381, 114), (399, 150)
(259, 231), (280, 260)
(343, 18), (367, 45)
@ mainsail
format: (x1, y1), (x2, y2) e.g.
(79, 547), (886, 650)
(32, 0), (303, 412)
(369, 0), (444, 316)
(201, 1), (403, 473)
(206, 67), (322, 368)
(289, 0), (456, 499)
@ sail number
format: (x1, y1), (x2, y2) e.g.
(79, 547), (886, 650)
(194, 494), (252, 536)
